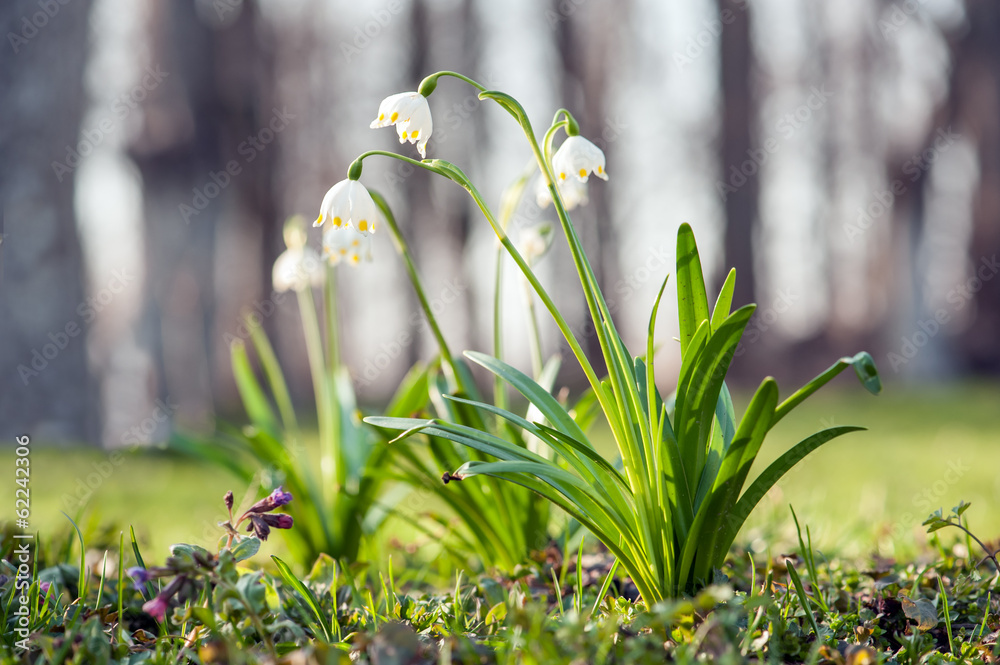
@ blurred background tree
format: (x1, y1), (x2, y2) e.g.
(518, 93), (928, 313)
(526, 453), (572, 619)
(2, 0), (998, 446)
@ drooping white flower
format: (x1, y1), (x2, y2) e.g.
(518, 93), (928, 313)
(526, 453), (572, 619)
(370, 92), (433, 158)
(272, 246), (324, 292)
(323, 226), (373, 266)
(535, 173), (590, 211)
(518, 223), (555, 266)
(552, 135), (608, 184)
(272, 218), (324, 292)
(314, 179), (379, 236)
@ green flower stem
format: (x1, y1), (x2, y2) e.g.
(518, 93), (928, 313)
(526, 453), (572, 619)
(509, 101), (637, 459)
(324, 264), (344, 488)
(418, 70), (487, 97)
(364, 178), (466, 395)
(491, 94), (667, 590)
(522, 277), (544, 379)
(492, 248), (506, 411)
(455, 170), (605, 404)
(296, 287), (336, 495)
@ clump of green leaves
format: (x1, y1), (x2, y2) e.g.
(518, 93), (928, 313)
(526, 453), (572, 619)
(371, 223), (882, 603)
(925, 501), (1000, 590)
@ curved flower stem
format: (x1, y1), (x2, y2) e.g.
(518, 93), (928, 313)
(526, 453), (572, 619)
(296, 288), (335, 494)
(323, 265), (343, 487)
(364, 176), (467, 395)
(522, 278), (544, 379)
(419, 70), (487, 96)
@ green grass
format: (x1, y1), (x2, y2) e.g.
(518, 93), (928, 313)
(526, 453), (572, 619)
(6, 382), (999, 562)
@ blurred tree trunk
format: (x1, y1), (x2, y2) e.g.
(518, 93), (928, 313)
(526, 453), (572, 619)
(129, 0), (277, 428)
(0, 0), (98, 443)
(718, 0), (757, 310)
(408, 0), (479, 366)
(951, 0), (1000, 373)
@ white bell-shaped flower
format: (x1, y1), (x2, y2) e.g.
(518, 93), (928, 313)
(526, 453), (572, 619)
(272, 218), (324, 292)
(552, 135), (608, 183)
(272, 247), (324, 292)
(518, 223), (555, 266)
(314, 179), (379, 236)
(370, 91), (433, 158)
(323, 226), (373, 266)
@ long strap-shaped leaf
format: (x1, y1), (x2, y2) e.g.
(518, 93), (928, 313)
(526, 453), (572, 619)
(676, 222), (711, 357)
(773, 352), (881, 425)
(454, 458), (659, 603)
(464, 351), (591, 445)
(674, 305), (755, 500)
(676, 378), (778, 587)
(719, 426), (865, 554)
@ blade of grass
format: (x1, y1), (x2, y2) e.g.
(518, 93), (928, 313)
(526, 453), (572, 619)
(117, 532), (125, 647)
(271, 555), (332, 642)
(786, 561), (822, 638)
(938, 577), (955, 654)
(591, 559), (619, 616)
(129, 526), (157, 600)
(61, 512), (87, 604)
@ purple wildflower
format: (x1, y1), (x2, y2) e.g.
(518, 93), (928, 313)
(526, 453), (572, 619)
(247, 515), (271, 541)
(244, 486), (293, 515)
(261, 513), (293, 529)
(127, 566), (153, 585)
(142, 595), (169, 622)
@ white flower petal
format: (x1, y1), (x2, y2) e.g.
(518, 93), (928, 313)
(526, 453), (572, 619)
(345, 180), (379, 236)
(371, 92), (415, 128)
(317, 180), (351, 227)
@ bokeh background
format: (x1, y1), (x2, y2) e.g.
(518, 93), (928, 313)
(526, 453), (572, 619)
(2, 0), (999, 555)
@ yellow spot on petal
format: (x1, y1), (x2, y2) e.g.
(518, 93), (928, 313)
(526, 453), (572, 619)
(390, 111), (398, 122)
(352, 239), (360, 247)
(358, 220), (368, 232)
(379, 113), (385, 121)
(315, 214), (323, 226)
(410, 129), (419, 138)
(559, 172), (567, 180)
(339, 248), (347, 255)
(333, 216), (342, 227)
(578, 168), (587, 178)
(350, 254), (360, 265)
(597, 165), (603, 173)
